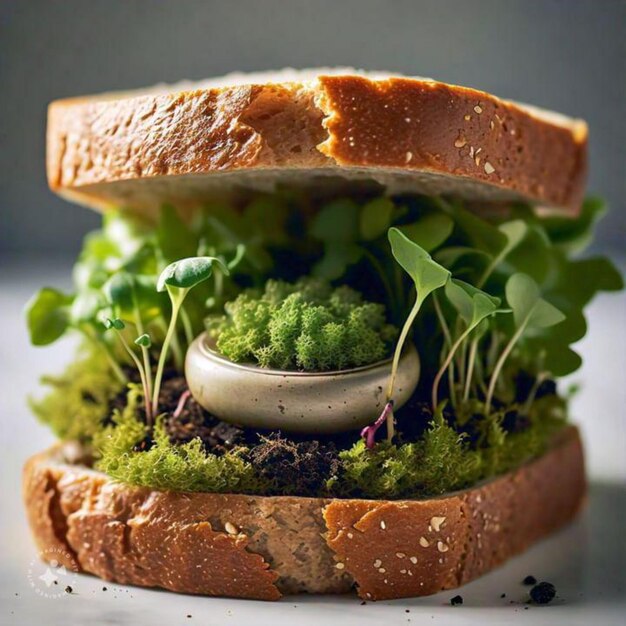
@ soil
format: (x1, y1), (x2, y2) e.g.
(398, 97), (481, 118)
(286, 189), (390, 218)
(111, 370), (554, 496)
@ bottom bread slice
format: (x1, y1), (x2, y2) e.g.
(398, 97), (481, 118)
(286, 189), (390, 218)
(22, 426), (585, 601)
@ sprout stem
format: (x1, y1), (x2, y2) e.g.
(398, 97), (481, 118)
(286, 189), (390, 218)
(82, 328), (127, 385)
(463, 337), (479, 402)
(385, 295), (424, 441)
(152, 289), (187, 415)
(431, 326), (473, 412)
(114, 329), (153, 425)
(485, 316), (530, 414)
(173, 389), (191, 419)
(361, 401), (394, 449)
(134, 309), (152, 405)
(179, 306), (194, 346)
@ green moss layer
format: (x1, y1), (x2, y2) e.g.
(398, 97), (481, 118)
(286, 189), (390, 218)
(30, 349), (123, 442)
(210, 278), (397, 371)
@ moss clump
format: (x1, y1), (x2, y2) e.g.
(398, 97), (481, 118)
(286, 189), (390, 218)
(94, 388), (267, 494)
(30, 348), (122, 442)
(333, 421), (482, 499)
(210, 278), (397, 371)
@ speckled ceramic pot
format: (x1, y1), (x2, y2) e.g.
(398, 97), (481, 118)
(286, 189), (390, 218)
(185, 333), (420, 434)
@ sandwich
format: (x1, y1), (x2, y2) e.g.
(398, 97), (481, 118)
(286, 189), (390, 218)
(23, 69), (623, 601)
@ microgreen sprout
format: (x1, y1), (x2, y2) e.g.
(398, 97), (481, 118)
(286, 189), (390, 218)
(431, 280), (500, 411)
(373, 228), (450, 443)
(103, 317), (154, 426)
(485, 273), (565, 414)
(152, 256), (228, 415)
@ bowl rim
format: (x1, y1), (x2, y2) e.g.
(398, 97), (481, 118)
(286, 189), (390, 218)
(194, 332), (415, 379)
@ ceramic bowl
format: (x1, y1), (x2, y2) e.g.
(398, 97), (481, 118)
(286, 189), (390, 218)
(185, 333), (420, 434)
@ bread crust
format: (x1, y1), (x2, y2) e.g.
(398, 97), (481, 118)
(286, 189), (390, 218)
(23, 426), (585, 600)
(47, 74), (587, 216)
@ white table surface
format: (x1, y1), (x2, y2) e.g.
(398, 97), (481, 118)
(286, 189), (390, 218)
(1, 257), (624, 626)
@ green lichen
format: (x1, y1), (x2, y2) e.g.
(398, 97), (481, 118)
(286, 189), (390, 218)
(210, 278), (397, 371)
(94, 389), (267, 494)
(30, 348), (122, 442)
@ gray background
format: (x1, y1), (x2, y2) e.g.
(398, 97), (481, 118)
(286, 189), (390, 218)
(1, 0), (625, 259)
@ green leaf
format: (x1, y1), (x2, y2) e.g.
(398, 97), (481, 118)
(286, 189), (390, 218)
(505, 273), (565, 329)
(444, 279), (500, 327)
(104, 317), (125, 330)
(360, 197), (395, 241)
(541, 197), (607, 254)
(135, 333), (152, 348)
(103, 272), (135, 310)
(498, 219), (528, 259)
(399, 212), (454, 252)
(156, 205), (197, 263)
(157, 256), (229, 292)
(435, 246), (491, 268)
(528, 299), (566, 328)
(445, 203), (506, 255)
(313, 244), (362, 280)
(70, 289), (106, 325)
(311, 199), (359, 243)
(388, 228), (450, 301)
(25, 287), (72, 346)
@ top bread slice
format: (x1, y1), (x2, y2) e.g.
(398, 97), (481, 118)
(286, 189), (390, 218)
(47, 69), (588, 218)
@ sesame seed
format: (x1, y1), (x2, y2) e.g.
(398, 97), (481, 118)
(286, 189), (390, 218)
(454, 138), (466, 148)
(469, 146), (475, 158)
(484, 162), (495, 174)
(378, 568), (386, 574)
(430, 516), (446, 532)
(410, 556), (418, 564)
(224, 522), (238, 535)
(474, 105), (483, 114)
(419, 536), (430, 548)
(400, 569), (407, 574)
(396, 552), (406, 559)
(405, 117), (412, 123)
(380, 520), (386, 530)
(437, 541), (449, 553)
(405, 151), (413, 163)
(373, 559), (382, 568)
(335, 562), (345, 570)
(490, 120), (495, 130)
(464, 114), (471, 121)
(347, 532), (354, 539)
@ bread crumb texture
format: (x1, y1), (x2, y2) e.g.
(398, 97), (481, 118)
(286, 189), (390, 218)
(23, 427), (584, 600)
(47, 73), (587, 214)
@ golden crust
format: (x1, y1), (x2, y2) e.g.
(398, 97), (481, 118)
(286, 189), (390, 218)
(46, 74), (587, 216)
(23, 426), (585, 600)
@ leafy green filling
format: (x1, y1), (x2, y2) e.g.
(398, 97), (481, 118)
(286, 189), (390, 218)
(26, 192), (623, 498)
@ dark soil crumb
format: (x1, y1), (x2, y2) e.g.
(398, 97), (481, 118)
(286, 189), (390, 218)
(530, 582), (556, 605)
(64, 585), (73, 594)
(405, 609), (410, 613)
(514, 371), (557, 403)
(186, 615), (192, 619)
(360, 601), (367, 605)
(243, 433), (340, 496)
(523, 575), (537, 585)
(500, 593), (506, 598)
(102, 587), (107, 591)
(450, 595), (463, 606)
